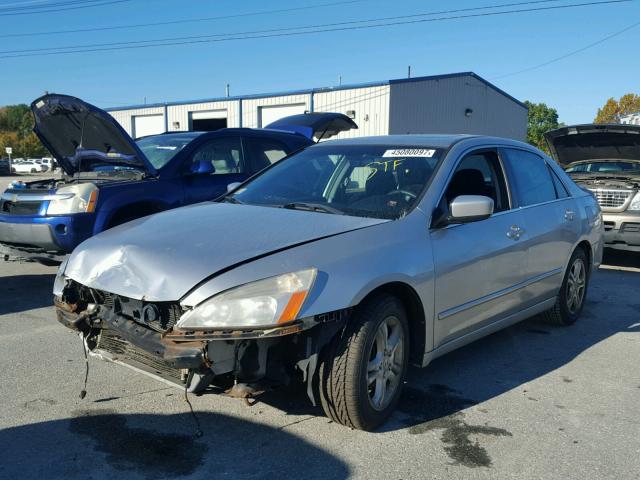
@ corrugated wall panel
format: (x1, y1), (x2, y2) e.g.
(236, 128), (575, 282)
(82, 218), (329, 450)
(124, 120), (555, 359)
(168, 100), (240, 131)
(109, 107), (164, 136)
(314, 85), (390, 139)
(242, 94), (311, 128)
(389, 75), (527, 140)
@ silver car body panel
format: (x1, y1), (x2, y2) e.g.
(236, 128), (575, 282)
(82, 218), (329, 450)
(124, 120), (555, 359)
(62, 202), (389, 301)
(58, 134), (603, 368)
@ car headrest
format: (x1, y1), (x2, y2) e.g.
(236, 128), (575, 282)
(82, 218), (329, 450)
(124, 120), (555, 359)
(447, 169), (487, 201)
(366, 168), (396, 196)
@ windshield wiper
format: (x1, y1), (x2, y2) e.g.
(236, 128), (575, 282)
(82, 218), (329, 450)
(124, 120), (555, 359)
(281, 202), (344, 215)
(221, 196), (244, 204)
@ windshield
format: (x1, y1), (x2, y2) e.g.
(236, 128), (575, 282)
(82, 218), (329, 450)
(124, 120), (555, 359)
(136, 132), (202, 169)
(230, 144), (442, 219)
(566, 161), (640, 175)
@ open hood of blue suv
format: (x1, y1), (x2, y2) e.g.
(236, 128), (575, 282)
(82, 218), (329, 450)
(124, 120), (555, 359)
(31, 94), (157, 177)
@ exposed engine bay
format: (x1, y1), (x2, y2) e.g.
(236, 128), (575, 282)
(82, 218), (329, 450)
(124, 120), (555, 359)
(55, 279), (349, 402)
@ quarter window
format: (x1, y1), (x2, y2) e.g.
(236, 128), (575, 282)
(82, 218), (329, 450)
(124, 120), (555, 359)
(189, 137), (244, 175)
(503, 149), (557, 206)
(548, 165), (569, 199)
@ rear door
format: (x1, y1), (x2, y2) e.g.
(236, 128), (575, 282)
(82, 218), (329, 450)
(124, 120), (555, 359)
(431, 148), (529, 347)
(501, 147), (580, 304)
(243, 135), (293, 173)
(182, 136), (247, 203)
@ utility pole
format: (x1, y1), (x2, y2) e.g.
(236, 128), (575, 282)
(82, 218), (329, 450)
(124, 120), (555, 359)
(408, 65), (411, 79)
(338, 75), (342, 86)
(225, 83), (230, 97)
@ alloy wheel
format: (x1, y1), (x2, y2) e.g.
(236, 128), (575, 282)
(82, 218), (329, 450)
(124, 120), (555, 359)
(366, 315), (405, 411)
(566, 258), (586, 314)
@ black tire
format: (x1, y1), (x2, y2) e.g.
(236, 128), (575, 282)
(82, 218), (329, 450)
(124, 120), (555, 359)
(30, 168), (36, 173)
(318, 294), (409, 431)
(542, 247), (589, 326)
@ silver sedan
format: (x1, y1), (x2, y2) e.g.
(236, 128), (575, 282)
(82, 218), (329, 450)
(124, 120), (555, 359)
(54, 135), (603, 430)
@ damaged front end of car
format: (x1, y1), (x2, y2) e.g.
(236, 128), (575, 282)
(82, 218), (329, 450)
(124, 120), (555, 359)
(54, 277), (350, 403)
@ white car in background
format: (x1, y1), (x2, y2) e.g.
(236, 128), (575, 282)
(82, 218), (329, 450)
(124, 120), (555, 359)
(12, 160), (47, 174)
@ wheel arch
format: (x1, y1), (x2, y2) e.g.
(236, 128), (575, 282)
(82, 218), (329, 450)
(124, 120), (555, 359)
(99, 200), (169, 232)
(575, 239), (593, 275)
(357, 282), (427, 366)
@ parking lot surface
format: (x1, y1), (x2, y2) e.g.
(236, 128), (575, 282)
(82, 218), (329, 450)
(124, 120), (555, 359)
(0, 173), (639, 480)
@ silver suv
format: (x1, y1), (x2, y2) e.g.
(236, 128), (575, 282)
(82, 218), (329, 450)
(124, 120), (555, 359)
(546, 124), (640, 253)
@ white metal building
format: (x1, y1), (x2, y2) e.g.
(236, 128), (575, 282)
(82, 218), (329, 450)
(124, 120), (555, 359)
(620, 113), (640, 125)
(107, 72), (527, 141)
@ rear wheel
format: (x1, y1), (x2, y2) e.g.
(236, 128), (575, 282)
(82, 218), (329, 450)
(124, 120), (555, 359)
(543, 248), (589, 326)
(318, 294), (409, 430)
(30, 168), (36, 173)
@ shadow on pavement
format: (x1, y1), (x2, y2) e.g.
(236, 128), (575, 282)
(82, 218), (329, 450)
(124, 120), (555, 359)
(389, 268), (640, 433)
(602, 250), (640, 269)
(0, 410), (350, 480)
(0, 274), (56, 315)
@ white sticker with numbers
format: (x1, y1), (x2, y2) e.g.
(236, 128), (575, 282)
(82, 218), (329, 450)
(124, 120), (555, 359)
(382, 148), (435, 158)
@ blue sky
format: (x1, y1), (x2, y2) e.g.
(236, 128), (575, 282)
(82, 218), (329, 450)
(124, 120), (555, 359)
(0, 0), (638, 124)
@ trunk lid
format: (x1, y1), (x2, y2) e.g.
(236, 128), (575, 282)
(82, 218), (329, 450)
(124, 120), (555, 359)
(544, 124), (640, 166)
(31, 94), (157, 176)
(265, 112), (358, 141)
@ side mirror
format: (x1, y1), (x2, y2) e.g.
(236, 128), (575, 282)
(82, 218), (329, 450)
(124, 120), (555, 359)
(190, 160), (215, 175)
(449, 195), (494, 223)
(227, 182), (242, 193)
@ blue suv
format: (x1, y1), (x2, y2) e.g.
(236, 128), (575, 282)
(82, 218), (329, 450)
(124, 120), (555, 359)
(0, 94), (357, 264)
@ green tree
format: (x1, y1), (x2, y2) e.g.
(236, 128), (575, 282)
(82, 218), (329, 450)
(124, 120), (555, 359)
(524, 100), (559, 154)
(0, 104), (48, 158)
(594, 93), (640, 123)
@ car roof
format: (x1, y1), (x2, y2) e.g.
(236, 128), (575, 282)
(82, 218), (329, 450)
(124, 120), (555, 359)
(317, 134), (474, 148)
(319, 134), (534, 150)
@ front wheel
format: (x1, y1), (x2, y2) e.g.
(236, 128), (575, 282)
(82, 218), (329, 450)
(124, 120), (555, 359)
(543, 248), (589, 326)
(318, 294), (409, 430)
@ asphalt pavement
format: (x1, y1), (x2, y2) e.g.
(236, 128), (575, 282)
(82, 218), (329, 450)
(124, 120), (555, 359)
(0, 172), (639, 479)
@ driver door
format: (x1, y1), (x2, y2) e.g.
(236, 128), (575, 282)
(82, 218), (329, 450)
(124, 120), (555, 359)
(430, 148), (529, 347)
(183, 136), (246, 203)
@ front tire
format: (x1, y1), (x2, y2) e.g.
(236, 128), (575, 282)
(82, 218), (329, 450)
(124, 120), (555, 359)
(319, 294), (409, 430)
(543, 248), (589, 326)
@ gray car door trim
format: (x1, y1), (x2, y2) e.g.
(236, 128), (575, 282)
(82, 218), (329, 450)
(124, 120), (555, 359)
(438, 267), (563, 320)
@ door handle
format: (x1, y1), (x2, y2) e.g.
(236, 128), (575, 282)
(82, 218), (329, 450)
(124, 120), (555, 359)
(506, 225), (524, 240)
(564, 209), (576, 221)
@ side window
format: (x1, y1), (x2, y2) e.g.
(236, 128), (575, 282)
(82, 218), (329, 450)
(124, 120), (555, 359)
(445, 150), (510, 212)
(548, 164), (570, 199)
(247, 137), (290, 172)
(503, 148), (557, 206)
(189, 137), (244, 175)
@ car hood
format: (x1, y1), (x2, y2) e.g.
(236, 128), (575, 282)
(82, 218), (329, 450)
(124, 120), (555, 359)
(63, 202), (388, 301)
(31, 94), (156, 176)
(544, 124), (640, 166)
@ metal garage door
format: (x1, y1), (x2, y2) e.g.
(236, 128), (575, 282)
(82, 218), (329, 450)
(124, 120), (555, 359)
(132, 114), (165, 138)
(259, 104), (307, 128)
(189, 110), (227, 131)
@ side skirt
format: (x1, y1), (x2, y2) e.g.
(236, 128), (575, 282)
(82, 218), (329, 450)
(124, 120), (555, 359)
(420, 296), (557, 367)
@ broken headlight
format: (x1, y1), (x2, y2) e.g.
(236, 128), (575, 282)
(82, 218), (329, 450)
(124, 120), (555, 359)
(176, 268), (317, 330)
(47, 183), (98, 215)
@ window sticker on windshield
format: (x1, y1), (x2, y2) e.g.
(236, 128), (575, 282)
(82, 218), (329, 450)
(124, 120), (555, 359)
(382, 148), (435, 158)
